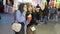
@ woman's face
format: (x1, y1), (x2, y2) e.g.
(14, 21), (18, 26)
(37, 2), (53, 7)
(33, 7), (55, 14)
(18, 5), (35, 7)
(28, 5), (32, 12)
(36, 8), (40, 12)
(23, 5), (27, 12)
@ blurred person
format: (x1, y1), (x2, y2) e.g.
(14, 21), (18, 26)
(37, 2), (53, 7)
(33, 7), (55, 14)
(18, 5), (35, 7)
(58, 4), (60, 18)
(32, 6), (37, 25)
(36, 4), (42, 24)
(49, 6), (58, 21)
(35, 8), (41, 25)
(36, 4), (42, 22)
(15, 3), (27, 34)
(40, 10), (42, 22)
(36, 4), (42, 12)
(48, 4), (51, 20)
(53, 7), (58, 21)
(49, 6), (55, 20)
(36, 4), (40, 8)
(42, 5), (45, 22)
(42, 5), (49, 24)
(36, 4), (39, 7)
(26, 4), (36, 34)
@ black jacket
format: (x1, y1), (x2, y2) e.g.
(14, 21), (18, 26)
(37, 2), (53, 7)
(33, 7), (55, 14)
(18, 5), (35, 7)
(42, 7), (49, 16)
(36, 12), (41, 20)
(58, 8), (60, 11)
(26, 12), (36, 27)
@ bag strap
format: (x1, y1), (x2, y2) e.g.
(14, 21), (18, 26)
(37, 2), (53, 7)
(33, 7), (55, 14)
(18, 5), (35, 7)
(14, 10), (17, 22)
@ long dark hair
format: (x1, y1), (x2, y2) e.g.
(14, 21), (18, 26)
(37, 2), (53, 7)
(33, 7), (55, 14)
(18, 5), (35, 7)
(18, 3), (26, 13)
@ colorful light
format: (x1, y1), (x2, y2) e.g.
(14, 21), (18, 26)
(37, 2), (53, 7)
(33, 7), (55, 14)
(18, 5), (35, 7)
(54, 0), (57, 7)
(44, 0), (46, 2)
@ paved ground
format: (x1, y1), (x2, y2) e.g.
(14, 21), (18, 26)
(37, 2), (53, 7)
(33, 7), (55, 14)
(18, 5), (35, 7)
(0, 14), (15, 34)
(0, 13), (60, 34)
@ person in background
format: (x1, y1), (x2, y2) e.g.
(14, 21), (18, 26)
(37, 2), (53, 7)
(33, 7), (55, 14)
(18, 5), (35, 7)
(42, 5), (49, 24)
(49, 6), (58, 21)
(36, 4), (42, 12)
(32, 6), (37, 25)
(48, 4), (50, 20)
(36, 4), (40, 8)
(49, 6), (55, 20)
(58, 4), (60, 18)
(15, 3), (27, 34)
(53, 7), (58, 21)
(36, 4), (42, 22)
(26, 4), (36, 34)
(35, 7), (41, 25)
(36, 4), (42, 24)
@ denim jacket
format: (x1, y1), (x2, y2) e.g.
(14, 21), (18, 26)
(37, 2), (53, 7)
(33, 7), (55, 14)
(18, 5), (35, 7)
(15, 10), (28, 25)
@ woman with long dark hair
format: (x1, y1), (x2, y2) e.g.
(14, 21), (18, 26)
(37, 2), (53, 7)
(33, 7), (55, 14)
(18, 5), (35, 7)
(15, 3), (27, 34)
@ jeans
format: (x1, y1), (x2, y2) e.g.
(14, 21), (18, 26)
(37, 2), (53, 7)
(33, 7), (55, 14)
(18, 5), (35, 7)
(53, 14), (56, 19)
(36, 20), (40, 24)
(24, 25), (27, 34)
(58, 11), (60, 15)
(50, 13), (54, 20)
(58, 11), (60, 18)
(43, 16), (48, 24)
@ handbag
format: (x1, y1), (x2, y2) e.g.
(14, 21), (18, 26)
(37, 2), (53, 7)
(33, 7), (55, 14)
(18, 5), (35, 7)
(30, 25), (36, 31)
(12, 10), (22, 32)
(12, 23), (22, 32)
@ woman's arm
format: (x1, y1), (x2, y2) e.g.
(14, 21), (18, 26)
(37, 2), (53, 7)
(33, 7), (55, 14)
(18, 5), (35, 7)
(16, 10), (21, 22)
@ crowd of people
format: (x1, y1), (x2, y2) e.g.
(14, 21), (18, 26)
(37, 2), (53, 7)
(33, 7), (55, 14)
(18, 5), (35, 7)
(14, 3), (60, 34)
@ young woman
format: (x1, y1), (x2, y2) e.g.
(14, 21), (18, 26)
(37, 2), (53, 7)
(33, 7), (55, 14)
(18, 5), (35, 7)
(26, 4), (36, 34)
(15, 3), (27, 34)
